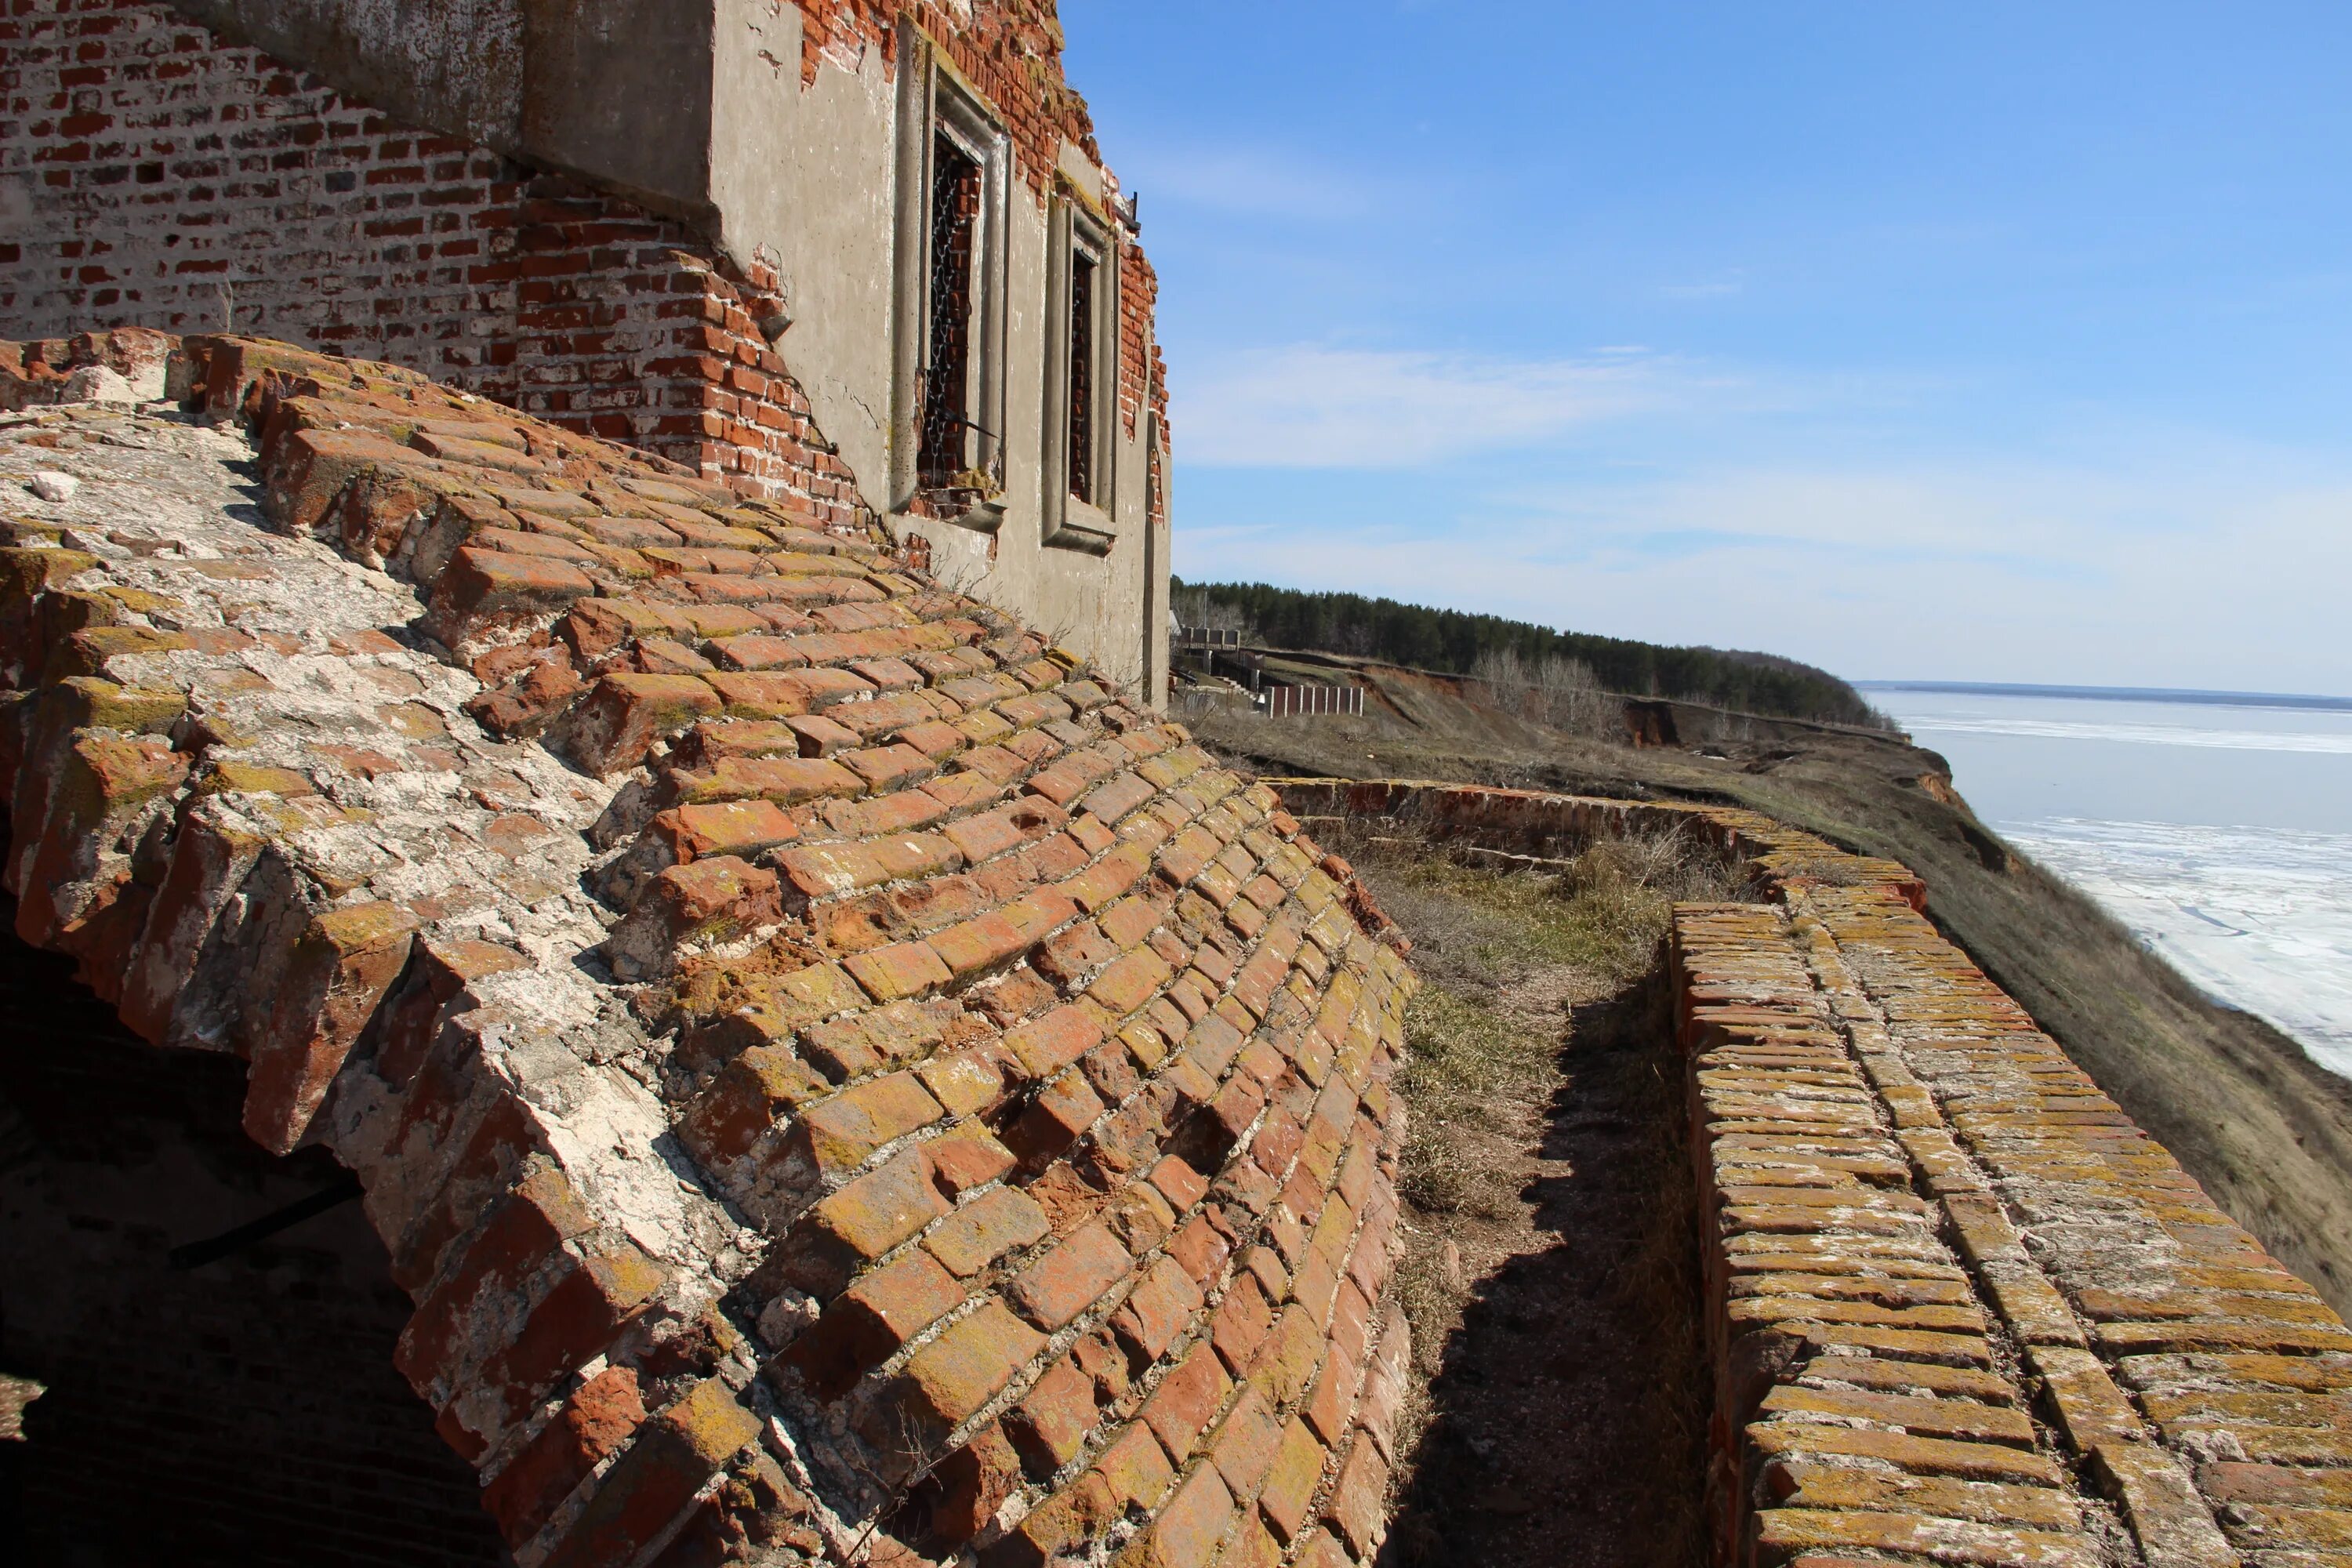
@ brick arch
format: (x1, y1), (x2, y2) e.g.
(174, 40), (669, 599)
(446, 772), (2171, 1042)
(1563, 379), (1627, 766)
(0, 925), (507, 1566)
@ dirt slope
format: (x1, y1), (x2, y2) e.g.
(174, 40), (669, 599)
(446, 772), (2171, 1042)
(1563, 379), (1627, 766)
(1190, 702), (2352, 1317)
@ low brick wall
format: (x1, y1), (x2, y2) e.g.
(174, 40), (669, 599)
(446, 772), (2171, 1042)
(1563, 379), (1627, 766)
(1278, 777), (2352, 1568)
(1266, 775), (1924, 912)
(2, 334), (1412, 1566)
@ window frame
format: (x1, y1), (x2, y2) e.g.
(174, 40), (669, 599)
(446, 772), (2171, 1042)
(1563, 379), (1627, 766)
(889, 38), (1011, 525)
(1041, 189), (1119, 554)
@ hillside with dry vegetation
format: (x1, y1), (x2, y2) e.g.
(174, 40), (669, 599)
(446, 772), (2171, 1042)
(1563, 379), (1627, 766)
(1189, 688), (2352, 1327)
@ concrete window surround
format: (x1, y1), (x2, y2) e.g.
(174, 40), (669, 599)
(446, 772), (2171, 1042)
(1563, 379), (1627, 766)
(888, 38), (1012, 530)
(1040, 188), (1121, 555)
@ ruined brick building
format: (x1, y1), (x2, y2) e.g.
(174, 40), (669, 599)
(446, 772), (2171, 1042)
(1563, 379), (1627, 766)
(9, 7), (2352, 1568)
(0, 0), (1171, 701)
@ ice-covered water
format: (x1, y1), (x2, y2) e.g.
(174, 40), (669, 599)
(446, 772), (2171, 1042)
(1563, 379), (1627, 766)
(1864, 684), (2352, 1078)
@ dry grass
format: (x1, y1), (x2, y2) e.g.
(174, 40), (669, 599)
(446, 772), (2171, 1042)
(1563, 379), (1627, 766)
(1330, 824), (1735, 1566)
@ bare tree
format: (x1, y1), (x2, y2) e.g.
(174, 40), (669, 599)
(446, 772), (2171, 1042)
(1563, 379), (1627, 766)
(1470, 648), (1617, 741)
(1171, 586), (1252, 637)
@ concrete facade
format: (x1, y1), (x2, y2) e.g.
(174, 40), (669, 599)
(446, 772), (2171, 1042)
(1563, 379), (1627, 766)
(0, 0), (1168, 702)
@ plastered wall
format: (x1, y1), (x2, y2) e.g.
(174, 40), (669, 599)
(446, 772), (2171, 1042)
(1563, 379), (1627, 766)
(1, 0), (1171, 702)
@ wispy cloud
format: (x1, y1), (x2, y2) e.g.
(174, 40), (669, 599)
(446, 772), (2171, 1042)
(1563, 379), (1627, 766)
(1180, 344), (1711, 468)
(1120, 147), (1377, 223)
(1171, 453), (2352, 692)
(1658, 271), (1748, 300)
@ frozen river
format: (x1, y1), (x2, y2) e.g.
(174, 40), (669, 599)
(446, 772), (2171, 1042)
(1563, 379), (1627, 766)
(1861, 683), (2352, 1079)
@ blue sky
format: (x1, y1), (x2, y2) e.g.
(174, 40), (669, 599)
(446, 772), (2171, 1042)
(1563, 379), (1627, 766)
(1061, 2), (2352, 693)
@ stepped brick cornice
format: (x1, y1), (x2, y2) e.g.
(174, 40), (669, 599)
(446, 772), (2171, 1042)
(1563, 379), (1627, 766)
(1, 336), (1410, 1566)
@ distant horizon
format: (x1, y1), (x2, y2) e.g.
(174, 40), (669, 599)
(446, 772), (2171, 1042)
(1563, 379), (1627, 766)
(1860, 680), (2352, 713)
(1068, 2), (2352, 696)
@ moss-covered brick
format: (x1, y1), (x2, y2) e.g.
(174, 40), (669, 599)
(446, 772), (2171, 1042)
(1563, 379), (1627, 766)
(923, 1127), (1018, 1196)
(786, 1247), (967, 1400)
(1000, 1005), (1103, 1082)
(845, 938), (951, 1004)
(680, 1044), (832, 1166)
(789, 1072), (946, 1180)
(1140, 1341), (1232, 1466)
(242, 900), (418, 1154)
(481, 1366), (648, 1547)
(1100, 1177), (1177, 1256)
(0, 547), (101, 619)
(568, 672), (722, 776)
(1078, 771), (1156, 826)
(605, 856), (782, 983)
(918, 1047), (1012, 1120)
(1006, 1070), (1107, 1167)
(1111, 1256), (1205, 1368)
(561, 597), (681, 661)
(424, 545), (595, 644)
(842, 742), (933, 794)
(1007, 1221), (1131, 1333)
(924, 1185), (1051, 1279)
(929, 908), (1029, 978)
(1090, 1421), (1178, 1517)
(706, 632), (809, 671)
(394, 1163), (597, 1402)
(1116, 1463), (1235, 1568)
(652, 799), (800, 863)
(1248, 1307), (1325, 1411)
(1256, 1417), (1330, 1544)
(1751, 1508), (2100, 1568)
(702, 670), (818, 719)
(676, 963), (866, 1076)
(1209, 1386), (1284, 1502)
(782, 666), (880, 709)
(1087, 947), (1175, 1017)
(889, 1298), (1046, 1453)
(672, 753), (864, 807)
(1744, 1423), (2065, 1485)
(1005, 1355), (1098, 1478)
(778, 1148), (953, 1298)
(539, 1380), (760, 1568)
(1210, 1275), (1278, 1381)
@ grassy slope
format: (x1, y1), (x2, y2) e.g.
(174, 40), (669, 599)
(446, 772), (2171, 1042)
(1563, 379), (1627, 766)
(1328, 831), (1715, 1566)
(1193, 702), (2352, 1315)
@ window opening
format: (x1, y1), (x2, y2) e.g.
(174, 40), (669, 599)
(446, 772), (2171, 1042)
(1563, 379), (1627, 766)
(920, 131), (983, 488)
(1067, 249), (1097, 504)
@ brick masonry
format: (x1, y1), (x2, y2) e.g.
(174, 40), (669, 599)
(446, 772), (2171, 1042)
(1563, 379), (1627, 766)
(1273, 776), (2352, 1568)
(0, 930), (506, 1564)
(16, 336), (2349, 1563)
(0, 0), (869, 522)
(1, 0), (1167, 529)
(0, 332), (1410, 1566)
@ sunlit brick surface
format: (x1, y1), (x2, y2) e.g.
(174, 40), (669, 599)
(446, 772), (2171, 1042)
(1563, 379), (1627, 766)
(1276, 777), (2352, 1568)
(0, 333), (1410, 1566)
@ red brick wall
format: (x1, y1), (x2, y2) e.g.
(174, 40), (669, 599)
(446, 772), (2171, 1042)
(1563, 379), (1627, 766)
(0, 0), (870, 524)
(1120, 238), (1163, 440)
(789, 0), (1101, 183)
(790, 1), (1162, 458)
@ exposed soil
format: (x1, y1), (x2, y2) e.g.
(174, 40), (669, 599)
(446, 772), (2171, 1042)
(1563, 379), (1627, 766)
(1321, 834), (1716, 1568)
(1195, 691), (2352, 1323)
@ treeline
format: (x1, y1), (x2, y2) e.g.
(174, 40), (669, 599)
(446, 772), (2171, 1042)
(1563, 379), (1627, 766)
(1172, 579), (1886, 728)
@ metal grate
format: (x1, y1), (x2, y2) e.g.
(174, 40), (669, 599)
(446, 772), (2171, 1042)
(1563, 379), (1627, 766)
(1067, 249), (1096, 503)
(919, 132), (982, 487)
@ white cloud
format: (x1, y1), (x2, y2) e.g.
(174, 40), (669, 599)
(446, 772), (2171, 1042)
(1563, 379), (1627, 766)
(1171, 456), (2352, 694)
(1120, 147), (1377, 223)
(1179, 344), (1701, 468)
(1658, 272), (1747, 300)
